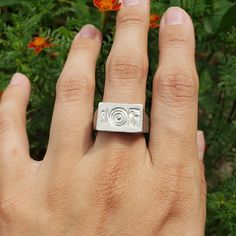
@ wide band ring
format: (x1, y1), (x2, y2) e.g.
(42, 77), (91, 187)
(93, 102), (149, 133)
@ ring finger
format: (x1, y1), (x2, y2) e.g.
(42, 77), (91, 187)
(95, 0), (150, 145)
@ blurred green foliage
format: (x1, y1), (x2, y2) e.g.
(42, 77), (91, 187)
(0, 0), (236, 234)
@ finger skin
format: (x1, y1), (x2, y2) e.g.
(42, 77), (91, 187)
(197, 130), (205, 160)
(0, 73), (30, 164)
(46, 25), (102, 160)
(197, 130), (206, 231)
(149, 7), (199, 165)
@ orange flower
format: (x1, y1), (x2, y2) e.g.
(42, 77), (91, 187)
(150, 13), (160, 29)
(93, 0), (121, 12)
(28, 37), (52, 54)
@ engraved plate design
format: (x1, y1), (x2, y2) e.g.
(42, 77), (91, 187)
(128, 108), (141, 127)
(109, 108), (128, 126)
(96, 102), (144, 133)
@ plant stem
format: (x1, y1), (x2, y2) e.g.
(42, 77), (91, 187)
(227, 100), (236, 123)
(58, 0), (73, 4)
(219, 92), (225, 121)
(192, 0), (196, 15)
(101, 12), (108, 32)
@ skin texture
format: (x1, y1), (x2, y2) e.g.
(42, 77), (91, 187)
(0, 2), (206, 236)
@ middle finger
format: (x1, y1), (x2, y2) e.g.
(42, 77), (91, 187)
(103, 0), (150, 105)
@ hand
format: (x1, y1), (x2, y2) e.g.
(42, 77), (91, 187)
(0, 2), (206, 236)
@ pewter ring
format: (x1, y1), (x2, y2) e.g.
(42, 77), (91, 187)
(93, 102), (149, 133)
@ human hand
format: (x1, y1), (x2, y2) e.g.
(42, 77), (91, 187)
(0, 2), (206, 235)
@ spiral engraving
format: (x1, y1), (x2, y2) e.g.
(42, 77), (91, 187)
(109, 108), (128, 126)
(97, 103), (146, 132)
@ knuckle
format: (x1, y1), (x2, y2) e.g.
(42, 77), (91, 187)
(45, 186), (70, 212)
(154, 70), (197, 106)
(44, 175), (75, 213)
(91, 152), (131, 214)
(117, 8), (145, 28)
(0, 108), (15, 135)
(107, 54), (148, 85)
(56, 75), (94, 103)
(154, 162), (200, 213)
(0, 200), (16, 224)
(0, 193), (25, 225)
(1, 147), (21, 158)
(71, 38), (96, 53)
(1, 89), (27, 111)
(1, 89), (17, 101)
(164, 31), (190, 48)
(0, 198), (37, 232)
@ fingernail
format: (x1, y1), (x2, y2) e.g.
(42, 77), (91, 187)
(10, 73), (25, 85)
(123, 0), (141, 6)
(164, 7), (185, 25)
(197, 130), (205, 160)
(77, 24), (98, 39)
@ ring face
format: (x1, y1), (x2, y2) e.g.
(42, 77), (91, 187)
(94, 102), (148, 133)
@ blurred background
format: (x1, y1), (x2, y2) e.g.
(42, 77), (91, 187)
(0, 0), (235, 235)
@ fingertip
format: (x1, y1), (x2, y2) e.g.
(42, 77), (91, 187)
(70, 25), (103, 58)
(75, 24), (102, 42)
(161, 6), (193, 26)
(158, 6), (195, 63)
(10, 72), (26, 85)
(1, 73), (31, 107)
(10, 73), (30, 86)
(159, 7), (195, 46)
(0, 73), (31, 159)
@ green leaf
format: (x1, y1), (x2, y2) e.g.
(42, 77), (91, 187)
(169, 0), (181, 7)
(217, 4), (236, 32)
(200, 69), (213, 93)
(203, 17), (214, 34)
(209, 0), (233, 33)
(0, 0), (25, 7)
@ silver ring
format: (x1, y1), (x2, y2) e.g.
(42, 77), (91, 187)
(93, 102), (149, 133)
